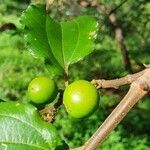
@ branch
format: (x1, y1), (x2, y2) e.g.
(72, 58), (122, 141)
(76, 0), (131, 71)
(109, 0), (129, 15)
(95, 0), (132, 72)
(77, 0), (128, 14)
(73, 68), (150, 150)
(92, 69), (147, 89)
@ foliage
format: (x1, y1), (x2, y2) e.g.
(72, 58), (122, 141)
(0, 101), (68, 149)
(21, 4), (98, 76)
(0, 0), (150, 149)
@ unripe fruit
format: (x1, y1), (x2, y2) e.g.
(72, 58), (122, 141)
(28, 76), (57, 104)
(63, 80), (99, 119)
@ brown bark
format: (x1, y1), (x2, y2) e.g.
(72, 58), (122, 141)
(96, 1), (132, 72)
(92, 69), (146, 89)
(85, 73), (149, 149)
(77, 0), (132, 72)
(73, 68), (150, 150)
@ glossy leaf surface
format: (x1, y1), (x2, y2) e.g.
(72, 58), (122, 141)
(0, 102), (68, 150)
(21, 4), (98, 75)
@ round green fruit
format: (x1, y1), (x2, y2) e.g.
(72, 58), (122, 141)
(63, 80), (99, 119)
(28, 76), (57, 104)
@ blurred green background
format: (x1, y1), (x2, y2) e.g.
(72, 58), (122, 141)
(0, 0), (150, 149)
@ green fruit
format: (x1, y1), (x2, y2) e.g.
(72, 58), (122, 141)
(63, 80), (99, 119)
(28, 76), (57, 104)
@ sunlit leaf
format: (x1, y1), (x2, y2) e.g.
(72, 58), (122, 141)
(0, 102), (68, 150)
(21, 4), (98, 75)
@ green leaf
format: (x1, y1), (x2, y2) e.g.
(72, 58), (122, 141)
(21, 4), (98, 75)
(46, 15), (98, 68)
(0, 99), (6, 102)
(21, 4), (63, 76)
(0, 102), (68, 150)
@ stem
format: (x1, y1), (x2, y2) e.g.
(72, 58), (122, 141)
(92, 69), (146, 89)
(77, 0), (132, 72)
(85, 85), (147, 149)
(97, 0), (132, 72)
(74, 68), (150, 150)
(109, 0), (129, 15)
(64, 66), (69, 87)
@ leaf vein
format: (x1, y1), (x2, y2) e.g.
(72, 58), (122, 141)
(60, 23), (66, 68)
(68, 19), (80, 64)
(0, 114), (51, 148)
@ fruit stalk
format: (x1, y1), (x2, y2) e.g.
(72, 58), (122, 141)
(64, 66), (69, 87)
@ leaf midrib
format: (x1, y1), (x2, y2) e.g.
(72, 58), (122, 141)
(25, 7), (63, 72)
(60, 23), (66, 68)
(68, 19), (80, 64)
(45, 17), (63, 70)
